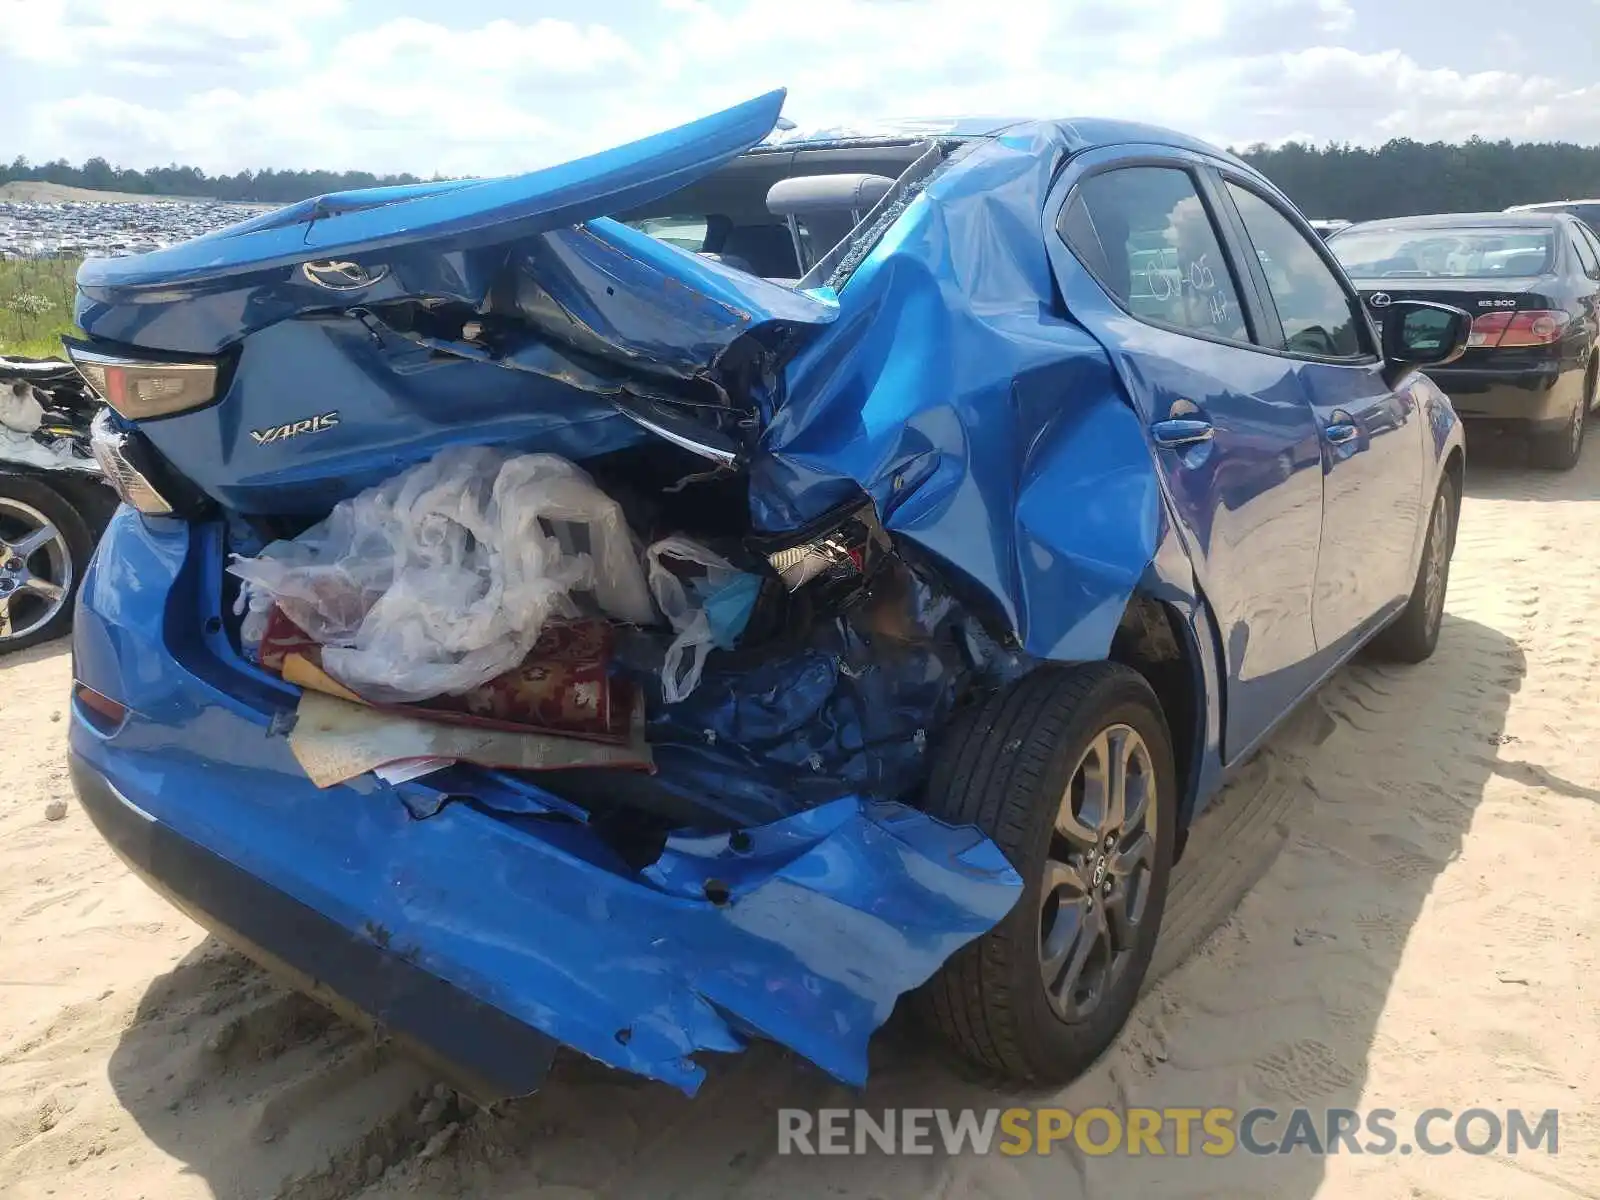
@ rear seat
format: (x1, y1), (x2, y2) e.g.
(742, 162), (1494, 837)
(766, 173), (897, 274)
(717, 223), (803, 279)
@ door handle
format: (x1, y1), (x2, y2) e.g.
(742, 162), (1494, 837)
(1150, 417), (1215, 448)
(1325, 422), (1359, 445)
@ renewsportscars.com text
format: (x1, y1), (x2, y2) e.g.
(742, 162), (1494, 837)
(776, 1107), (1560, 1157)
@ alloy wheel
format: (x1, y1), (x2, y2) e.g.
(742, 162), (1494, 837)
(0, 499), (73, 644)
(1421, 493), (1450, 636)
(1039, 723), (1158, 1021)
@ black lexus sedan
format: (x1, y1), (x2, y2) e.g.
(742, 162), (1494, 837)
(1329, 212), (1600, 469)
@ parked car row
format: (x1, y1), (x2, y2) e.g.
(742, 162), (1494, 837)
(1327, 210), (1600, 469)
(7, 93), (1590, 1108)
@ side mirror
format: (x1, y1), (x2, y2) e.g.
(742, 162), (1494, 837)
(1380, 299), (1472, 374)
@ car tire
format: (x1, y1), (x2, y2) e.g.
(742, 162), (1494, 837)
(0, 474), (95, 655)
(1530, 369), (1590, 471)
(1370, 474), (1458, 664)
(914, 662), (1177, 1085)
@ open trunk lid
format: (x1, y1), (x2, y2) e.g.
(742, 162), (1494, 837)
(73, 87), (838, 395)
(79, 89), (791, 297)
(70, 91), (867, 509)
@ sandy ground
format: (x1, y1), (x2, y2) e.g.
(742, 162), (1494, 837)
(2, 442), (1597, 1199)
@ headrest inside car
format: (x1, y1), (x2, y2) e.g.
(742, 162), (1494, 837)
(766, 173), (897, 217)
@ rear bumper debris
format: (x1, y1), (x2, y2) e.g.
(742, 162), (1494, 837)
(68, 507), (1022, 1096)
(69, 728), (1020, 1097)
(68, 756), (562, 1102)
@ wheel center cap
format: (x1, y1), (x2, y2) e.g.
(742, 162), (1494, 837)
(1091, 854), (1108, 889)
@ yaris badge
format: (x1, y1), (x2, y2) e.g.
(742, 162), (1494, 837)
(250, 412), (341, 445)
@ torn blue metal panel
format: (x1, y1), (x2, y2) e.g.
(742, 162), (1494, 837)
(641, 798), (1022, 1085)
(71, 513), (1023, 1095)
(503, 219), (837, 382)
(759, 125), (1162, 661)
(126, 318), (654, 515)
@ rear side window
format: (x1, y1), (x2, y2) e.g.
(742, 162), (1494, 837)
(1582, 224), (1600, 274)
(1571, 226), (1600, 278)
(1060, 166), (1249, 343)
(1226, 183), (1365, 359)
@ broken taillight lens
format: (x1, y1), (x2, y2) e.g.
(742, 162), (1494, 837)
(759, 501), (891, 608)
(88, 410), (175, 515)
(768, 537), (864, 592)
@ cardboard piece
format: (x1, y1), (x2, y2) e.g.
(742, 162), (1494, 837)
(288, 690), (654, 790)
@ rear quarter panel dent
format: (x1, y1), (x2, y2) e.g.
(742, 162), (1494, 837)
(762, 127), (1164, 665)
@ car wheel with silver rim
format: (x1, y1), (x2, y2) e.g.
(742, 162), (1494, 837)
(916, 661), (1177, 1085)
(0, 476), (95, 655)
(1039, 723), (1160, 1021)
(1372, 472), (1459, 664)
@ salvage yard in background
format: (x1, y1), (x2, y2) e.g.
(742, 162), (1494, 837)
(2, 442), (1595, 1199)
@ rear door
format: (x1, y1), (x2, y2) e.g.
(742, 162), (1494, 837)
(1046, 151), (1326, 759)
(1215, 177), (1426, 656)
(1566, 221), (1600, 356)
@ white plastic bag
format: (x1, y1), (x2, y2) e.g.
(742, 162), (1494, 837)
(230, 445), (655, 704)
(647, 536), (745, 704)
(0, 381), (44, 435)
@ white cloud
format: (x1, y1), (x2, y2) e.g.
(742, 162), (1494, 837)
(1223, 48), (1600, 146)
(2, 0), (1598, 176)
(3, 0), (335, 72)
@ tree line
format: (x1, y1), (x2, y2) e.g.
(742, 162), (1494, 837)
(5, 136), (1600, 215)
(1, 156), (432, 203)
(1236, 137), (1600, 220)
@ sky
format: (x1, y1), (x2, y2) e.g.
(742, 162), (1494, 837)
(2, 0), (1599, 178)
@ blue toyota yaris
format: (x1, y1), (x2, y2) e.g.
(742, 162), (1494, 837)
(62, 90), (1469, 1100)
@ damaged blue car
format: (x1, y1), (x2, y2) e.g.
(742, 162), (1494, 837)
(64, 89), (1471, 1099)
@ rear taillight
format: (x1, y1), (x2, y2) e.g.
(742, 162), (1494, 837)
(65, 344), (218, 420)
(1467, 309), (1569, 349)
(88, 410), (175, 515)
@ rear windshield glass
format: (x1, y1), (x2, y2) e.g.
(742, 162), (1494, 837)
(622, 214), (809, 280)
(629, 217), (710, 251)
(1514, 202), (1600, 230)
(1560, 203), (1600, 231)
(1330, 227), (1555, 279)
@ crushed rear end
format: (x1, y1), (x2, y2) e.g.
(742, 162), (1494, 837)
(63, 90), (1050, 1097)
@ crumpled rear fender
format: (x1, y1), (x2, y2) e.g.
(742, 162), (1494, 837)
(758, 127), (1162, 662)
